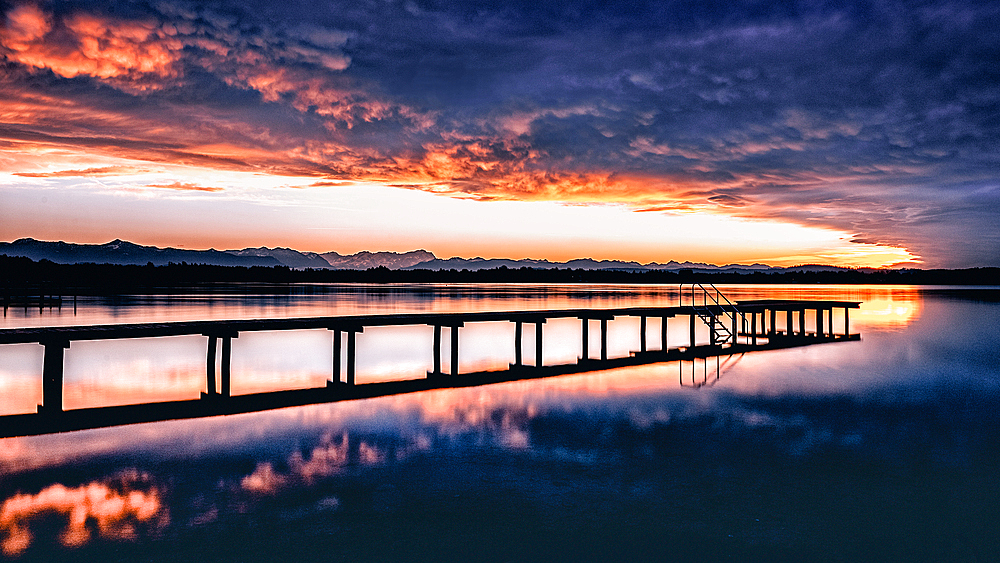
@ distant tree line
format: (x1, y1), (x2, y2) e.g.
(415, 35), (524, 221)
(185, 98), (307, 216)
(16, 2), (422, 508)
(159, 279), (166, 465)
(1, 254), (998, 293)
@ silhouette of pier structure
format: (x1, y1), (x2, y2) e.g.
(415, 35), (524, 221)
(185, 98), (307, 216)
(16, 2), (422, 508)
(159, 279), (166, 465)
(2, 291), (64, 313)
(0, 285), (859, 438)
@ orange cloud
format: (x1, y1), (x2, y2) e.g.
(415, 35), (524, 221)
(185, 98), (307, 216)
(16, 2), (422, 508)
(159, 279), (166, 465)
(3, 6), (666, 202)
(308, 180), (353, 187)
(146, 181), (224, 192)
(219, 65), (432, 132)
(1, 7), (184, 91)
(376, 141), (723, 209)
(14, 166), (153, 177)
(0, 471), (168, 557)
(2, 4), (50, 49)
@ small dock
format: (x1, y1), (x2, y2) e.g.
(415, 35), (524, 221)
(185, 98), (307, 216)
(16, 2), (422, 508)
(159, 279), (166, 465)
(2, 292), (64, 312)
(0, 285), (860, 438)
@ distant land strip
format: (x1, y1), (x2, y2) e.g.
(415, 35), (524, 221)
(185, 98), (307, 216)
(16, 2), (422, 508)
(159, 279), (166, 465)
(2, 255), (999, 289)
(0, 237), (851, 273)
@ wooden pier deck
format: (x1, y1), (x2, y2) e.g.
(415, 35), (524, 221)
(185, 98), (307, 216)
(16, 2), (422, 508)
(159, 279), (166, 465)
(0, 293), (860, 438)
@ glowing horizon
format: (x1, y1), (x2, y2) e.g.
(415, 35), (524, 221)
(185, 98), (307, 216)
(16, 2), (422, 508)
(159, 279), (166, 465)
(2, 170), (919, 268)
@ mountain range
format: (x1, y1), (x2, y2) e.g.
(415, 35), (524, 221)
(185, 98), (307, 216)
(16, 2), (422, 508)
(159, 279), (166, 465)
(0, 238), (852, 273)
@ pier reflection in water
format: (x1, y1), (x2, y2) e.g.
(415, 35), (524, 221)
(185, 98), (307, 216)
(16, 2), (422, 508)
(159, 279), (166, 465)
(0, 285), (997, 561)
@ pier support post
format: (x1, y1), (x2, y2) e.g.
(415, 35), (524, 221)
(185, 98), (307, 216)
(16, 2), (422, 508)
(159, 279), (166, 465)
(844, 308), (850, 337)
(205, 335), (217, 396)
(221, 335), (233, 397)
(331, 329), (342, 384)
(451, 325), (460, 376)
(580, 318), (589, 361)
(660, 316), (668, 352)
(429, 323), (461, 376)
(640, 316), (647, 353)
(600, 318), (608, 361)
(750, 312), (757, 345)
(786, 310), (793, 336)
(346, 329), (358, 384)
(39, 339), (70, 414)
(328, 326), (361, 386)
(203, 332), (237, 398)
(799, 309), (806, 336)
(514, 321), (523, 367)
(689, 314), (696, 348)
(535, 320), (545, 367)
(769, 309), (777, 336)
(433, 324), (442, 375)
(816, 308), (824, 338)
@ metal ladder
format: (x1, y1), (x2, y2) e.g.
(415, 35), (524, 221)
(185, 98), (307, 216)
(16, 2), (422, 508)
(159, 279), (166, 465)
(680, 283), (741, 346)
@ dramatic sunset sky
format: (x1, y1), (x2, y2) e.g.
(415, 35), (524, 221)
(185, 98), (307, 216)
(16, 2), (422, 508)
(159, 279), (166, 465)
(1, 0), (998, 268)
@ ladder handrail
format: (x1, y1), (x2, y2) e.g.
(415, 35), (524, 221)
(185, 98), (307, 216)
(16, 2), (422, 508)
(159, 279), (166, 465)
(678, 283), (738, 312)
(678, 283), (741, 345)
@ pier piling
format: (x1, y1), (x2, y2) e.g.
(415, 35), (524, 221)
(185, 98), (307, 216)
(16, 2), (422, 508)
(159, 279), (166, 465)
(451, 324), (461, 376)
(203, 331), (237, 398)
(514, 321), (523, 367)
(331, 329), (342, 384)
(346, 331), (356, 385)
(429, 323), (462, 376)
(432, 324), (442, 375)
(689, 314), (696, 348)
(535, 320), (544, 367)
(205, 335), (217, 396)
(39, 339), (69, 414)
(221, 336), (233, 397)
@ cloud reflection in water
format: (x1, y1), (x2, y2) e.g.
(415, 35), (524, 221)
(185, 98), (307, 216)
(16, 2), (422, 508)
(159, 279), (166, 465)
(0, 470), (167, 557)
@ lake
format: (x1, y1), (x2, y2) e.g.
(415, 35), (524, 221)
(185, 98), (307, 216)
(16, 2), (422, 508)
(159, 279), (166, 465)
(1, 284), (998, 561)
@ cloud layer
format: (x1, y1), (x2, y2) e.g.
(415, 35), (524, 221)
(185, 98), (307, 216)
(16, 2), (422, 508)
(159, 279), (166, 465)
(2, 0), (999, 266)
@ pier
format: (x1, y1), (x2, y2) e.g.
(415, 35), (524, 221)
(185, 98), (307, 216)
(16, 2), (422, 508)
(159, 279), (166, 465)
(2, 291), (64, 313)
(0, 285), (859, 438)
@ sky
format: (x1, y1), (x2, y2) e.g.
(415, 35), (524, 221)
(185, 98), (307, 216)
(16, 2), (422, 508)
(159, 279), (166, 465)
(0, 0), (998, 268)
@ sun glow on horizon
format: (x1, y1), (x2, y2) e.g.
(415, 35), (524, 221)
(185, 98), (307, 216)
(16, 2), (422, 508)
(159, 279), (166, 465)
(0, 163), (920, 268)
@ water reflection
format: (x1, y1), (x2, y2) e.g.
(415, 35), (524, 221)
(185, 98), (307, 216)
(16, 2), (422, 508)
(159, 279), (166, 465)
(0, 470), (167, 557)
(1, 283), (924, 330)
(1, 285), (998, 560)
(0, 284), (921, 415)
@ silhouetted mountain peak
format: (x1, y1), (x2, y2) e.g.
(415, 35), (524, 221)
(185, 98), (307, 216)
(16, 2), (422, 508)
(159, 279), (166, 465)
(0, 238), (281, 267)
(102, 239), (142, 251)
(319, 249), (436, 269)
(1, 238), (806, 273)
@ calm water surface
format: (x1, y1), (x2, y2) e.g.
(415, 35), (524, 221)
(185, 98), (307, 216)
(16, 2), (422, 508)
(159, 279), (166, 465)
(0, 284), (998, 561)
